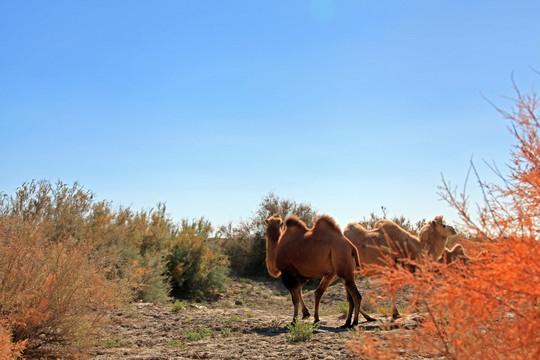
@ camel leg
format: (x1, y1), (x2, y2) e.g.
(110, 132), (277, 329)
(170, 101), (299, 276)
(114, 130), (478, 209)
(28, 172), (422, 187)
(313, 275), (336, 323)
(341, 288), (354, 328)
(342, 279), (362, 327)
(297, 278), (311, 319)
(290, 286), (303, 322)
(359, 306), (376, 322)
(282, 272), (301, 323)
(391, 286), (401, 321)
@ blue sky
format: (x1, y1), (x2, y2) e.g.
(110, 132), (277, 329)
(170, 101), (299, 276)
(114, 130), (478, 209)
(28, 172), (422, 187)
(2, 0), (539, 228)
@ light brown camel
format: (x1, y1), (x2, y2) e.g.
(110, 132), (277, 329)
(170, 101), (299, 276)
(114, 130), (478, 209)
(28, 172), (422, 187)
(373, 216), (456, 261)
(438, 243), (469, 264)
(344, 216), (456, 320)
(265, 214), (374, 328)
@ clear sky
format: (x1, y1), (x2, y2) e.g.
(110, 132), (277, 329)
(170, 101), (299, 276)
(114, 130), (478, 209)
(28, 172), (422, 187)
(2, 1), (539, 228)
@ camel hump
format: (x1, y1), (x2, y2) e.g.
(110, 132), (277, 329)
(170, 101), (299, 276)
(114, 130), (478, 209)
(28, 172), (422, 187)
(284, 215), (309, 231)
(373, 218), (396, 229)
(313, 215), (341, 233)
(344, 222), (368, 238)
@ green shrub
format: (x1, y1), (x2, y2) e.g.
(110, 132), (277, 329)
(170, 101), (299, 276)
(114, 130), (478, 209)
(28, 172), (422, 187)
(106, 204), (172, 303)
(184, 328), (213, 342)
(167, 218), (229, 299)
(172, 300), (186, 312)
(285, 319), (319, 343)
(166, 338), (185, 348)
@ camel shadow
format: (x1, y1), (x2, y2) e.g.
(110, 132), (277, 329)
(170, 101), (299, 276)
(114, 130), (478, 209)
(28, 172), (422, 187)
(252, 317), (418, 338)
(252, 325), (287, 337)
(252, 318), (400, 338)
(252, 324), (350, 337)
(356, 320), (419, 331)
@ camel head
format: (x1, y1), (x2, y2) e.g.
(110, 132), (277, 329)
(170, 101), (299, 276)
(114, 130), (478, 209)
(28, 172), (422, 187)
(265, 213), (283, 227)
(430, 216), (457, 238)
(265, 214), (283, 242)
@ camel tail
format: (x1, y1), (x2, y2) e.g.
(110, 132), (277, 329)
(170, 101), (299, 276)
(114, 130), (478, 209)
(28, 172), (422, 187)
(351, 244), (361, 270)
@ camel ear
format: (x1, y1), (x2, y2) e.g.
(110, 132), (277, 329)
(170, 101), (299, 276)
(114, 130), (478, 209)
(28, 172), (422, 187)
(265, 219), (269, 225)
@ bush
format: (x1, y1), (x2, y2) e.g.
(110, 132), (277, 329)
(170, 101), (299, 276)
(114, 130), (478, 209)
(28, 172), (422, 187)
(1, 180), (173, 303)
(347, 81), (540, 359)
(220, 192), (317, 276)
(285, 319), (319, 343)
(0, 204), (128, 356)
(0, 180), (230, 357)
(0, 320), (25, 360)
(106, 204), (172, 303)
(168, 218), (229, 299)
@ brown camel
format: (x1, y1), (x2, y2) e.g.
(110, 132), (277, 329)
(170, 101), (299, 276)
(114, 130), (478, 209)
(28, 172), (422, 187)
(265, 214), (374, 328)
(344, 216), (456, 320)
(438, 243), (469, 264)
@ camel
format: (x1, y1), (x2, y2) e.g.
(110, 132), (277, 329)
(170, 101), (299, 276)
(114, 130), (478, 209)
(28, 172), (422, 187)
(438, 243), (469, 264)
(265, 214), (374, 328)
(373, 216), (456, 261)
(344, 216), (456, 320)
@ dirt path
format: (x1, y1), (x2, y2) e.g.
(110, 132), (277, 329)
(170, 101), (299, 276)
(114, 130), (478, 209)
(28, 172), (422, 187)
(90, 278), (417, 360)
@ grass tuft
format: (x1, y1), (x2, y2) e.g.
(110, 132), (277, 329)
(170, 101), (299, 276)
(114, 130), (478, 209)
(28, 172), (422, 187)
(285, 318), (319, 343)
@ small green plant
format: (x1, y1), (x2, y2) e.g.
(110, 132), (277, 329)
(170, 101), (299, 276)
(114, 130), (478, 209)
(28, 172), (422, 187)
(166, 338), (185, 348)
(285, 319), (319, 343)
(184, 328), (213, 342)
(125, 311), (138, 318)
(220, 313), (241, 326)
(338, 301), (349, 316)
(172, 300), (186, 312)
(376, 305), (406, 316)
(104, 335), (128, 347)
(221, 328), (233, 338)
(376, 305), (392, 316)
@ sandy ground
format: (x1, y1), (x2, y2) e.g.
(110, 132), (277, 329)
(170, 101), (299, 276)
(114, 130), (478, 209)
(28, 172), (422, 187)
(89, 277), (419, 360)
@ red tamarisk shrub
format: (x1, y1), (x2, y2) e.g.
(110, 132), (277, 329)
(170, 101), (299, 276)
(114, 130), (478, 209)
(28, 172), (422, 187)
(0, 185), (129, 357)
(348, 84), (540, 359)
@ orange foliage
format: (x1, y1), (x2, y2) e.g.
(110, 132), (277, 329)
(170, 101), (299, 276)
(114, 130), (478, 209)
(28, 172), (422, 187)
(0, 214), (128, 357)
(0, 320), (26, 360)
(348, 85), (540, 359)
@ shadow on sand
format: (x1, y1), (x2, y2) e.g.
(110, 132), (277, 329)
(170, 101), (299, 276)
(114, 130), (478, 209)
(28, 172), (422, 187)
(252, 318), (418, 338)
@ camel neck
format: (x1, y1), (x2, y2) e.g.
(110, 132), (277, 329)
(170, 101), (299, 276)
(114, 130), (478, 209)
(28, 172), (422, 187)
(265, 223), (282, 278)
(266, 223), (281, 243)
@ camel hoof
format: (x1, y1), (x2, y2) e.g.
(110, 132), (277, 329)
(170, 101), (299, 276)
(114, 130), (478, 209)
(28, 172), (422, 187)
(302, 312), (311, 320)
(391, 314), (402, 321)
(365, 316), (377, 322)
(340, 323), (353, 329)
